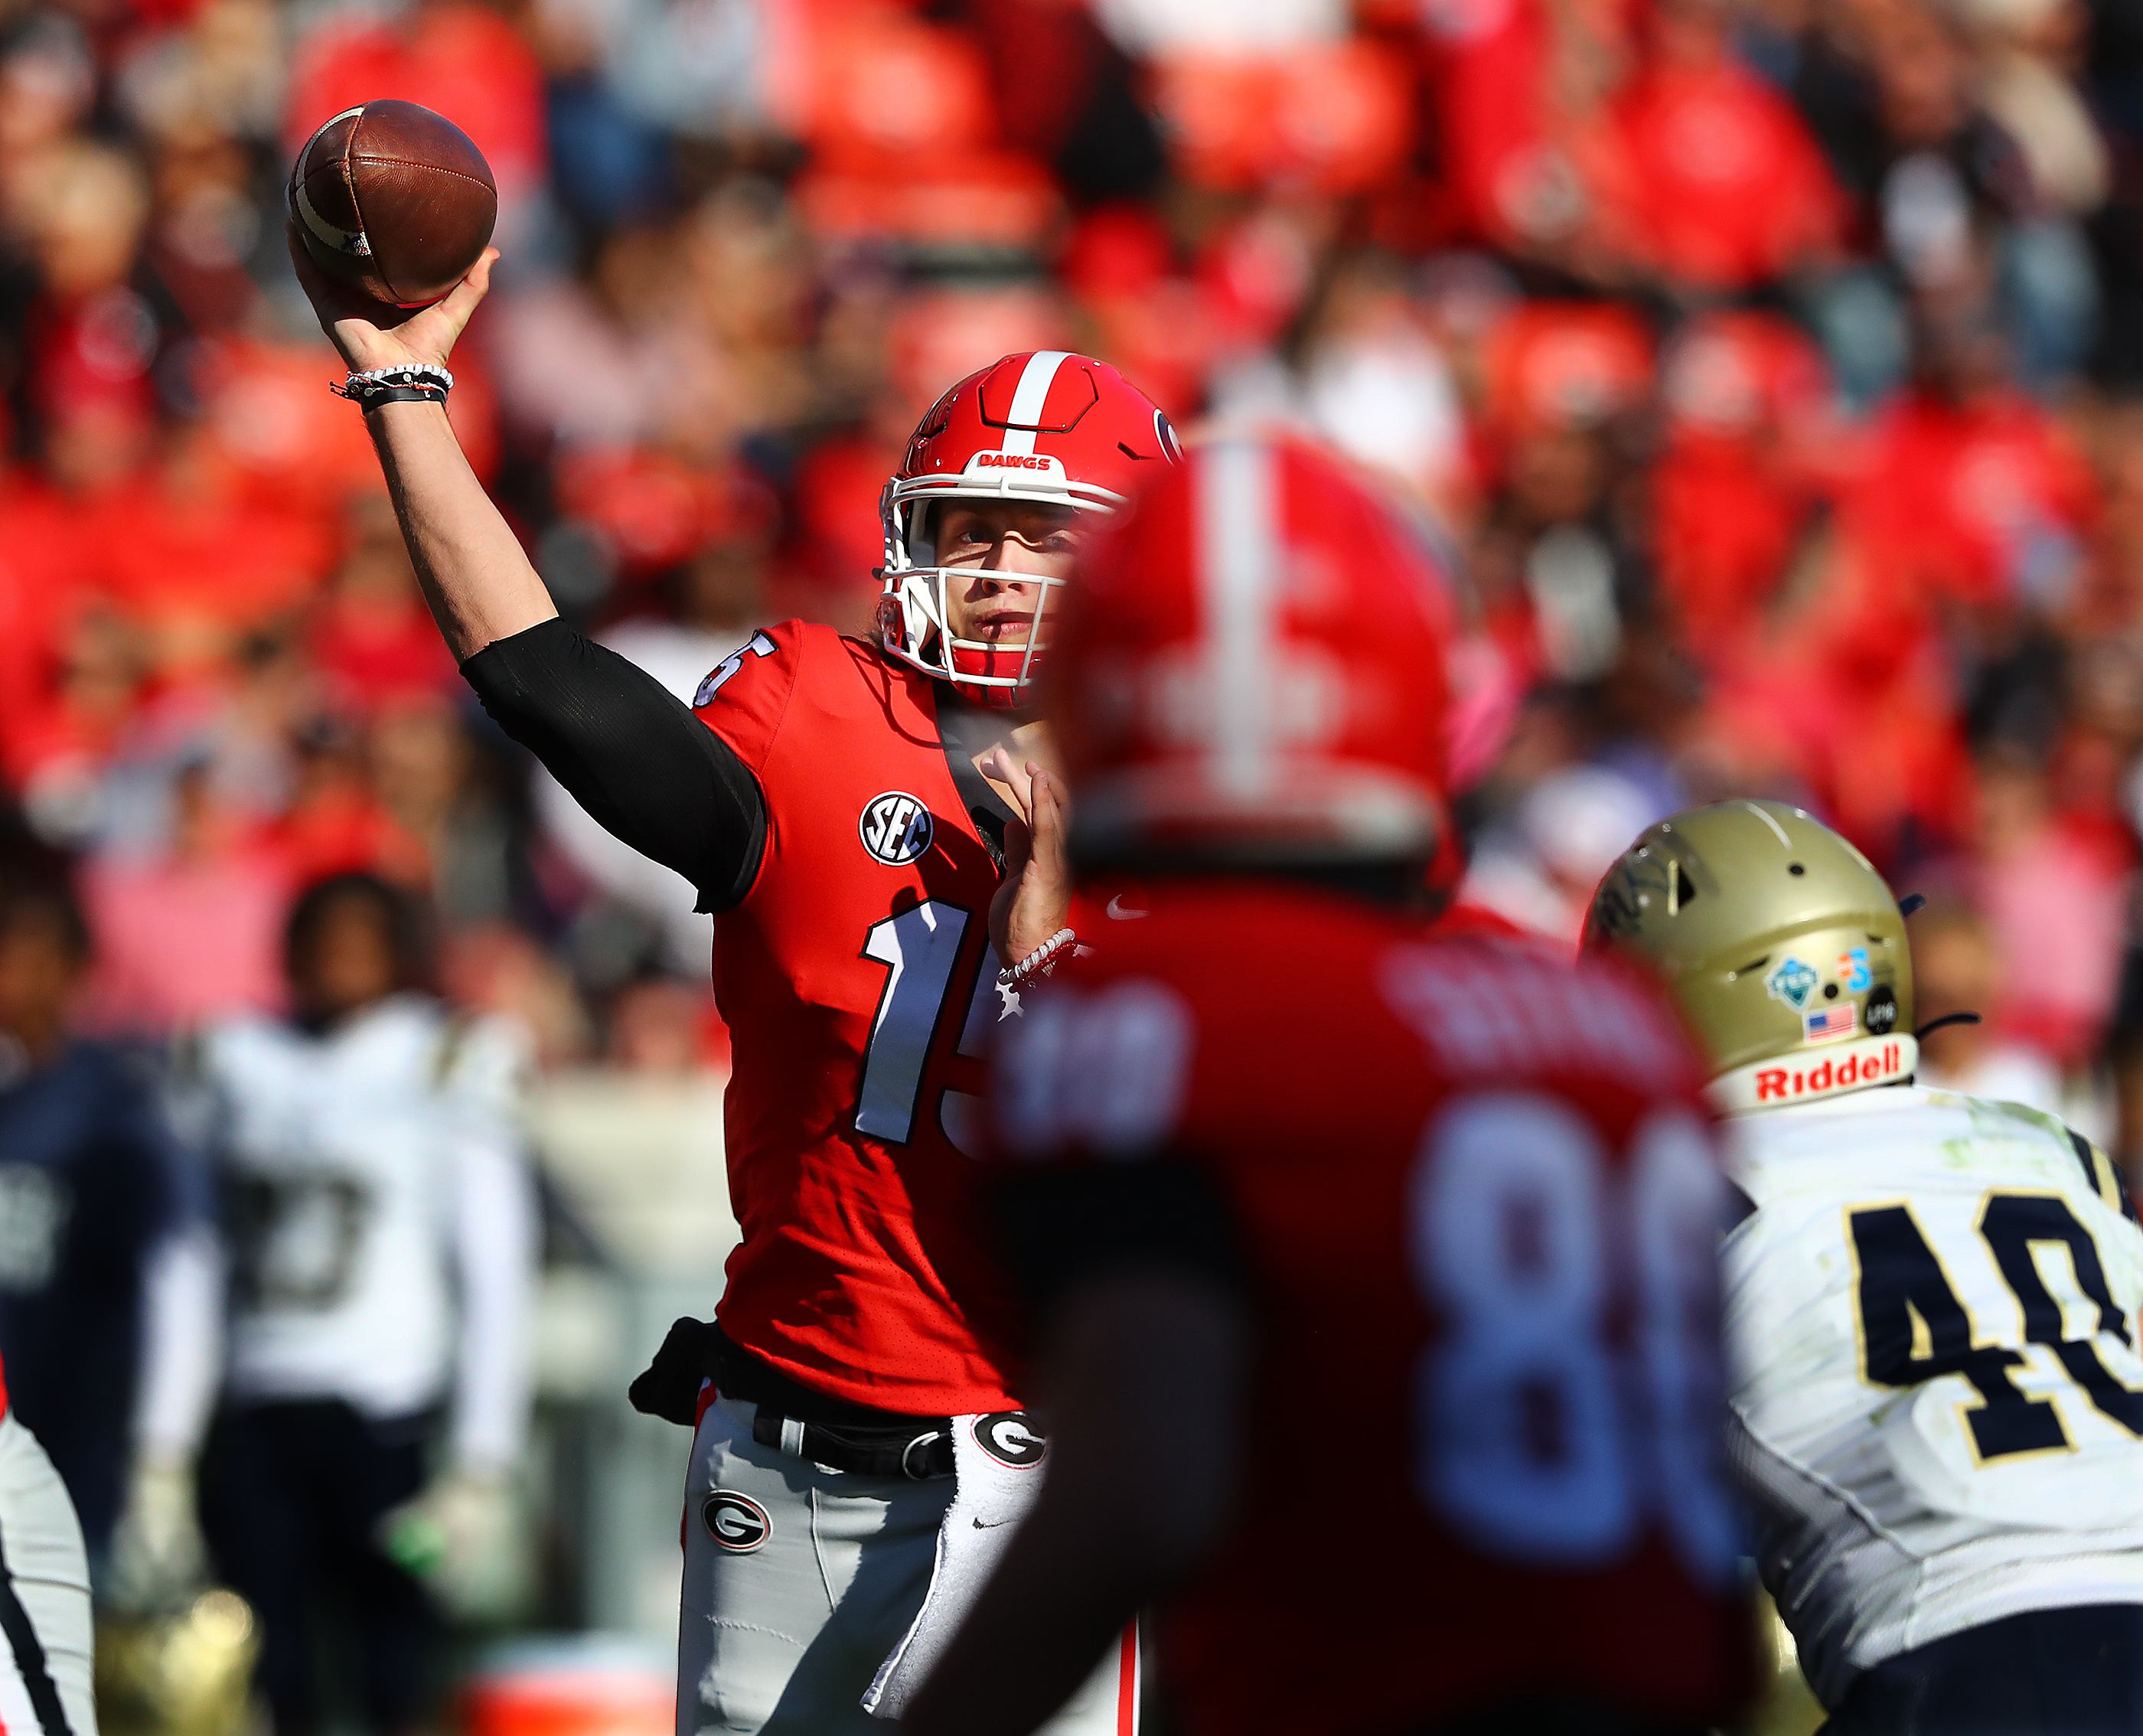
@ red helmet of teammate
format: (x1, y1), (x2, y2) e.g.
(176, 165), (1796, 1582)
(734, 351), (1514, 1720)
(1053, 432), (1450, 866)
(877, 351), (1181, 709)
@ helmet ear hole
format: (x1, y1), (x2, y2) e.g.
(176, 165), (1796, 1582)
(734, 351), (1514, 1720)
(1674, 864), (1699, 910)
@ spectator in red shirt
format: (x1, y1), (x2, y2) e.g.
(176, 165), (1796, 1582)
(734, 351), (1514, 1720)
(1838, 275), (2096, 613)
(309, 497), (459, 715)
(1649, 312), (1835, 665)
(78, 759), (289, 1032)
(1596, 0), (1846, 292)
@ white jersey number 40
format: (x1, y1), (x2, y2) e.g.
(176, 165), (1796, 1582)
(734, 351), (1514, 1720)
(1851, 1193), (2143, 1459)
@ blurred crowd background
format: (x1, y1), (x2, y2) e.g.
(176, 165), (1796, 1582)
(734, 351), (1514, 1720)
(1, 0), (2141, 1723)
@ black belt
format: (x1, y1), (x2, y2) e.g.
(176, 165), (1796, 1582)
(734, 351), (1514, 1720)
(750, 1407), (957, 1480)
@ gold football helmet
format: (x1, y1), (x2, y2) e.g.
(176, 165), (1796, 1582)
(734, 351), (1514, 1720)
(95, 1589), (259, 1736)
(1583, 800), (1916, 1111)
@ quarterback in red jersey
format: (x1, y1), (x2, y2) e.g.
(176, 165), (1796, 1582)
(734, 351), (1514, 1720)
(289, 228), (1166, 1735)
(680, 350), (1182, 1420)
(904, 436), (1753, 1736)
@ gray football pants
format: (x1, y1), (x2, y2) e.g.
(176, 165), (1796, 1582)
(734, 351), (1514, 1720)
(0, 1410), (96, 1736)
(678, 1395), (1135, 1736)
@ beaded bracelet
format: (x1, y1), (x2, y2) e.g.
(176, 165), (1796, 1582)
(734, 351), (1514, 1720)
(999, 928), (1077, 992)
(331, 364), (454, 411)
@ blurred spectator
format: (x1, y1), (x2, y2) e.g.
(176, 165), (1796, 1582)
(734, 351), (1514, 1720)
(1972, 742), (2128, 1065)
(603, 974), (725, 1074)
(439, 922), (590, 1071)
(309, 494), (458, 714)
(1597, 0), (1846, 293)
(1913, 897), (2066, 1111)
(1459, 762), (1663, 941)
(0, 873), (217, 1584)
(0, 0), (2131, 1674)
(1212, 247), (1469, 508)
(192, 874), (537, 1733)
(1796, 0), (2101, 390)
(79, 759), (289, 1031)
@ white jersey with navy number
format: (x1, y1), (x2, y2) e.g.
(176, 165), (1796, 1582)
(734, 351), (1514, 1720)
(201, 996), (537, 1469)
(1724, 1084), (2143, 1708)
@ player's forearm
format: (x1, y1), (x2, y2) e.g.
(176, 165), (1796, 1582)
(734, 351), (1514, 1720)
(905, 1274), (1249, 1736)
(448, 1136), (539, 1470)
(131, 1228), (222, 1461)
(902, 1502), (1147, 1736)
(366, 399), (556, 661)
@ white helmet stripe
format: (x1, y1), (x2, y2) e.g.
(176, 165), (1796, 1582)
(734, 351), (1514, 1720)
(1741, 800), (1793, 850)
(1199, 439), (1277, 799)
(997, 351), (1072, 455)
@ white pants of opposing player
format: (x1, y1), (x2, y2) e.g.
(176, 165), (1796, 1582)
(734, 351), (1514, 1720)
(680, 1396), (1137, 1736)
(0, 1411), (97, 1736)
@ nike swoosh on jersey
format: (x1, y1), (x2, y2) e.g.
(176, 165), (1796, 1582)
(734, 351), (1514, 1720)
(1106, 894), (1149, 920)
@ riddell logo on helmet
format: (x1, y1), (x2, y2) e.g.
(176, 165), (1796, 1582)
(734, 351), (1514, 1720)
(1754, 1042), (1906, 1101)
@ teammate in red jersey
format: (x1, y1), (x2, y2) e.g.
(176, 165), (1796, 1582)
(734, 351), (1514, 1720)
(903, 435), (1753, 1736)
(289, 237), (1169, 1733)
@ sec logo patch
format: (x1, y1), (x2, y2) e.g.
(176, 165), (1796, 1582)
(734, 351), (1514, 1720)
(973, 1411), (1047, 1469)
(703, 1492), (771, 1552)
(859, 791), (934, 866)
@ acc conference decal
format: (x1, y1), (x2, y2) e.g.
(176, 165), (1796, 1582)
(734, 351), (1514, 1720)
(973, 1411), (1047, 1469)
(702, 1492), (771, 1553)
(1763, 956), (1818, 1010)
(859, 791), (935, 866)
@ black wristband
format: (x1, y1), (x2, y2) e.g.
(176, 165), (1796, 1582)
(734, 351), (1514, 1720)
(332, 364), (453, 411)
(357, 387), (448, 411)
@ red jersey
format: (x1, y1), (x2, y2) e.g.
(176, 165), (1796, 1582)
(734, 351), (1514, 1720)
(1598, 59), (1844, 292)
(990, 881), (1752, 1734)
(690, 619), (1023, 1416)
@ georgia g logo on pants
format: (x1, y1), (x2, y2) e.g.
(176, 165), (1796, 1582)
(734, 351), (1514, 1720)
(973, 1412), (1047, 1468)
(703, 1492), (771, 1552)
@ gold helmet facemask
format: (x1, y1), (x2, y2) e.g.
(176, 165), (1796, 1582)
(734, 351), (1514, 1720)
(1583, 799), (1916, 1112)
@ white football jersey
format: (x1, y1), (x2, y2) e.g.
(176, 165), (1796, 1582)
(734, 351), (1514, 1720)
(1725, 1083), (2143, 1707)
(199, 995), (537, 1469)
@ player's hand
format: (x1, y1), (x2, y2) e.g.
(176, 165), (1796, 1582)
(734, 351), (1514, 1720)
(988, 755), (1072, 968)
(105, 1453), (207, 1612)
(380, 1466), (527, 1620)
(285, 220), (497, 376)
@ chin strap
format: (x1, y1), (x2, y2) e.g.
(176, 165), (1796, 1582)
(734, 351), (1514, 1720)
(1706, 1033), (1919, 1114)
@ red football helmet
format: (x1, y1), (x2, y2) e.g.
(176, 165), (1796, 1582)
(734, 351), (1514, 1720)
(877, 351), (1180, 709)
(1053, 432), (1450, 864)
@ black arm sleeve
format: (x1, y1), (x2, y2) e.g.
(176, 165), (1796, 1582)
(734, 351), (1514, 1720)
(461, 618), (768, 912)
(989, 1160), (1249, 1326)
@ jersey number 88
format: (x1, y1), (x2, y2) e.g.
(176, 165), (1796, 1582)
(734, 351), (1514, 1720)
(1413, 1095), (1739, 1583)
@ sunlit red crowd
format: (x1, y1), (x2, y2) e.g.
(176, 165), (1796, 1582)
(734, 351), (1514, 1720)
(0, 0), (2138, 1144)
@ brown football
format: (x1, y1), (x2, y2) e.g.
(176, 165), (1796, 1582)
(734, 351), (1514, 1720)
(289, 100), (497, 307)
